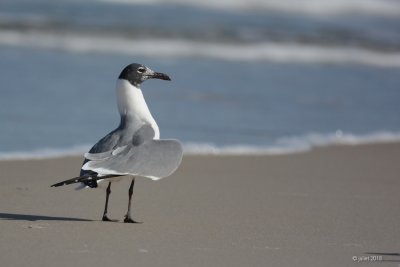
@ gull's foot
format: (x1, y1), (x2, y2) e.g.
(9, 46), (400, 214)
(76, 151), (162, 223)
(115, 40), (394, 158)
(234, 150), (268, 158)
(102, 215), (118, 222)
(123, 215), (141, 223)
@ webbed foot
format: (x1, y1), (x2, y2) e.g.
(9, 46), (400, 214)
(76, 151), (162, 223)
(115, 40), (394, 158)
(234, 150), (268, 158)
(123, 215), (141, 223)
(102, 215), (118, 222)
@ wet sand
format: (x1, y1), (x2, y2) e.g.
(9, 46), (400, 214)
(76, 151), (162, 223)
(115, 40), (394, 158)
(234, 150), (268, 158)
(0, 142), (399, 266)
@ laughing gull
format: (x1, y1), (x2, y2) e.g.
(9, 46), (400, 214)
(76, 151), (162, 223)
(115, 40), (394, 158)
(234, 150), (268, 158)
(52, 63), (183, 223)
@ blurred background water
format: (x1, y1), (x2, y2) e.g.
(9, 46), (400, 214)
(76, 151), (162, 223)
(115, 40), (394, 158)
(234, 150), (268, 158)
(0, 0), (400, 157)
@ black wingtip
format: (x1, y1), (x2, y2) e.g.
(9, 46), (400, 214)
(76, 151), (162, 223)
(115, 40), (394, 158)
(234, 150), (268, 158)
(51, 174), (97, 188)
(50, 182), (64, 187)
(51, 179), (78, 187)
(51, 174), (120, 188)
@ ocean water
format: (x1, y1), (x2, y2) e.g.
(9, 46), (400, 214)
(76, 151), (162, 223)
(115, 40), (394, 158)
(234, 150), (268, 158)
(0, 0), (400, 158)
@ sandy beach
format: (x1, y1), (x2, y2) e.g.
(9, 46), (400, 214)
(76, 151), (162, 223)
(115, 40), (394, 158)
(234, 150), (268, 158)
(0, 142), (399, 266)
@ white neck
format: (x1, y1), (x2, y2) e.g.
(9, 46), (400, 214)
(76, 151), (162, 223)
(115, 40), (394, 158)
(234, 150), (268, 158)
(115, 79), (160, 139)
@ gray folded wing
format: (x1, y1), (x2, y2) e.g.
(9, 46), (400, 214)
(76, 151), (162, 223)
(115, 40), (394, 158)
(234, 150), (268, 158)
(82, 124), (183, 180)
(82, 124), (182, 180)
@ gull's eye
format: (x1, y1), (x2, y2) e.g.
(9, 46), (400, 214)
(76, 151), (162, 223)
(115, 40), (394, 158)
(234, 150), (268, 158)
(137, 67), (146, 73)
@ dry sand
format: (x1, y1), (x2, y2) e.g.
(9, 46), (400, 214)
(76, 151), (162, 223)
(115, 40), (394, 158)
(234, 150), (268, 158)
(0, 142), (400, 267)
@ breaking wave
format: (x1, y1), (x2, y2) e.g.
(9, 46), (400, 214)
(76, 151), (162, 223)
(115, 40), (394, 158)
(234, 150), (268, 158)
(1, 30), (400, 67)
(183, 131), (400, 155)
(0, 145), (90, 161)
(1, 131), (399, 160)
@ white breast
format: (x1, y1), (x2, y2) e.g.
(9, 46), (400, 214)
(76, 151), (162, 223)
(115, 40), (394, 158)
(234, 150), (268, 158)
(115, 79), (160, 139)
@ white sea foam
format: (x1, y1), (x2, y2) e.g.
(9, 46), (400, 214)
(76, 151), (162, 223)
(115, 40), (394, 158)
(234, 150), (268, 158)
(0, 30), (399, 68)
(0, 145), (90, 161)
(184, 131), (400, 155)
(99, 0), (400, 17)
(1, 131), (399, 160)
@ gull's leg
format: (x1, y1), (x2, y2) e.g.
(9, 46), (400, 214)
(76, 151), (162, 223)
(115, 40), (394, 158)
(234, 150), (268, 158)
(124, 177), (140, 223)
(102, 182), (117, 222)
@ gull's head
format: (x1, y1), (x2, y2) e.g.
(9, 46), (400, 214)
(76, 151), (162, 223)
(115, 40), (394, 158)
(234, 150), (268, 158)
(118, 63), (171, 87)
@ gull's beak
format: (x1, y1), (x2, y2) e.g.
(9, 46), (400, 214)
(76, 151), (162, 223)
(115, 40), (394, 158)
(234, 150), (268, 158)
(150, 71), (171, 81)
(146, 69), (171, 81)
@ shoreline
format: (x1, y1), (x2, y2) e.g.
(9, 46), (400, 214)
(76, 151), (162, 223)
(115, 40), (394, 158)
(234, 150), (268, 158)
(1, 138), (400, 161)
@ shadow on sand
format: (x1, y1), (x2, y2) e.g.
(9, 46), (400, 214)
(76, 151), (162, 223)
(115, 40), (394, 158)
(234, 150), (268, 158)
(0, 212), (92, 222)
